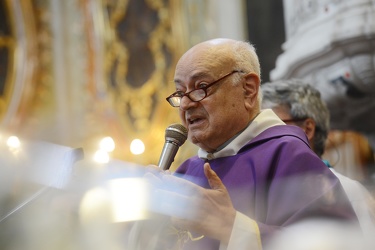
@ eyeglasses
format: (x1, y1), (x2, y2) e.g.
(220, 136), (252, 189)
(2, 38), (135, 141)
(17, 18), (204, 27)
(166, 70), (242, 107)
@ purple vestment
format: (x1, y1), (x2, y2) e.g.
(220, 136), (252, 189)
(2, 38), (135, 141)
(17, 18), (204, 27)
(174, 125), (357, 249)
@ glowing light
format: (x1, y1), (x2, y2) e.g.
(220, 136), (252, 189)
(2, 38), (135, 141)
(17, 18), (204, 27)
(79, 178), (150, 224)
(79, 187), (112, 224)
(93, 149), (110, 163)
(108, 178), (150, 222)
(7, 136), (21, 149)
(99, 136), (115, 152)
(130, 139), (145, 155)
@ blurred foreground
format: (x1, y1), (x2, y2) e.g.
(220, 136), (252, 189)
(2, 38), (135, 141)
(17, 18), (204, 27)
(0, 138), (374, 250)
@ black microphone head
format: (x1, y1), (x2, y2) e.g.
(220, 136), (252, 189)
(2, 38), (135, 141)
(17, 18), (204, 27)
(165, 123), (188, 147)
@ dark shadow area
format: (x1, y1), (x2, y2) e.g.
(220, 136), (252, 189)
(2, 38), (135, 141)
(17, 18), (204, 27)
(245, 1), (285, 83)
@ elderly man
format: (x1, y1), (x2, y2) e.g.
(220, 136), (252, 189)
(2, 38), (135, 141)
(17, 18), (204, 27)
(132, 38), (358, 250)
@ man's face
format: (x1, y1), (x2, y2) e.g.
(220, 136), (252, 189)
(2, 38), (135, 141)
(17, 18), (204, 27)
(173, 50), (252, 152)
(270, 104), (316, 149)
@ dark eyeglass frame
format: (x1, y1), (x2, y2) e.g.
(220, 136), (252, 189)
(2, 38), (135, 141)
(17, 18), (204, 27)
(166, 70), (242, 107)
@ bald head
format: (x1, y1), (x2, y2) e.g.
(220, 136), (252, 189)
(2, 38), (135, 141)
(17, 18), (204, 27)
(176, 38), (261, 78)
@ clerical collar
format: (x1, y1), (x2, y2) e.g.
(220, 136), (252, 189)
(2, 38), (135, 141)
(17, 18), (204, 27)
(198, 109), (284, 160)
(212, 113), (258, 153)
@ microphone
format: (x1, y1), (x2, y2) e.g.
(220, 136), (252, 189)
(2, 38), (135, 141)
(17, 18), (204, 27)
(158, 123), (188, 170)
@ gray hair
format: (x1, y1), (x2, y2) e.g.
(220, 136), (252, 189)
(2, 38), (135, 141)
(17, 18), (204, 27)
(197, 39), (262, 105)
(231, 40), (261, 78)
(230, 40), (262, 104)
(261, 79), (330, 157)
(197, 38), (261, 78)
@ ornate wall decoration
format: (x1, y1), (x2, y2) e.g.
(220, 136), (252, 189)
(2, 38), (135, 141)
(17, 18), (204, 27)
(105, 0), (174, 132)
(283, 0), (344, 39)
(99, 0), (199, 165)
(0, 0), (13, 119)
(272, 0), (375, 137)
(0, 0), (225, 168)
(0, 0), (202, 168)
(0, 0), (39, 132)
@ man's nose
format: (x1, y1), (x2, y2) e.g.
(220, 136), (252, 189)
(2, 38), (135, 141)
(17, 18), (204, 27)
(179, 95), (197, 111)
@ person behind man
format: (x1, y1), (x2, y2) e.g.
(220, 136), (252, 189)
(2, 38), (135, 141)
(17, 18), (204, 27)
(130, 38), (358, 250)
(261, 79), (375, 244)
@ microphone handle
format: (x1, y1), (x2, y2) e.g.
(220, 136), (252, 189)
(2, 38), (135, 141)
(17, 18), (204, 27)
(158, 141), (179, 170)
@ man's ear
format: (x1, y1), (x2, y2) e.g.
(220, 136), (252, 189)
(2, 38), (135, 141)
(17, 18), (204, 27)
(303, 118), (316, 141)
(243, 73), (260, 109)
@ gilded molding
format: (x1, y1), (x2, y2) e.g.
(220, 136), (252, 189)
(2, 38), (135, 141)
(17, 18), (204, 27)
(101, 0), (196, 164)
(0, 0), (38, 131)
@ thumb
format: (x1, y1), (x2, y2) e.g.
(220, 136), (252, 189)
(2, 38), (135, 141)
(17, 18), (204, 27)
(204, 162), (226, 191)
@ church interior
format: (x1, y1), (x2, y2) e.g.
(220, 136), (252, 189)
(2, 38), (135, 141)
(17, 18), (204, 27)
(0, 0), (374, 248)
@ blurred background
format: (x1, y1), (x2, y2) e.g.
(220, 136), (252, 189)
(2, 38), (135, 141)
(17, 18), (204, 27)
(0, 0), (374, 248)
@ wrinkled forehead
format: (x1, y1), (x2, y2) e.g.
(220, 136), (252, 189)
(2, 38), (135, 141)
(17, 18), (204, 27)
(175, 43), (234, 79)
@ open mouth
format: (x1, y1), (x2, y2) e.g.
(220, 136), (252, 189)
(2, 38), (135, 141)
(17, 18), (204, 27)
(188, 117), (202, 125)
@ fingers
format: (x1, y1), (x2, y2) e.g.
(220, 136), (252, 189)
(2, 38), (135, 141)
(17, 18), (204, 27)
(145, 164), (164, 174)
(157, 163), (226, 195)
(143, 164), (172, 187)
(204, 162), (226, 191)
(161, 173), (204, 195)
(152, 189), (199, 220)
